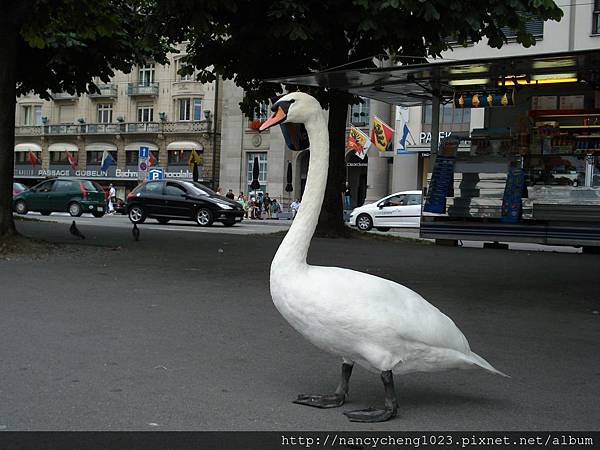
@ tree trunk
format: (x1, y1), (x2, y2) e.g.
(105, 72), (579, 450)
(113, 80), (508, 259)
(315, 91), (348, 237)
(0, 14), (18, 238)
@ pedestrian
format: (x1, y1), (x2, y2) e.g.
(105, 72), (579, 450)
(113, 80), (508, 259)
(250, 196), (257, 219)
(343, 182), (352, 210)
(108, 183), (116, 214)
(256, 193), (264, 220)
(216, 186), (223, 196)
(263, 192), (272, 219)
(226, 189), (235, 200)
(242, 195), (250, 218)
(271, 198), (281, 220)
(290, 198), (300, 219)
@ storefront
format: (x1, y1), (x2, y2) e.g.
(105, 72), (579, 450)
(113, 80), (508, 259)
(270, 49), (600, 249)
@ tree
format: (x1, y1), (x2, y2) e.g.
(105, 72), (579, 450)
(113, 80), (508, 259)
(158, 0), (562, 236)
(0, 0), (172, 238)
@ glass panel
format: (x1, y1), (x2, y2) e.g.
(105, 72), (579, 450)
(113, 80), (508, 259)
(53, 180), (73, 192)
(442, 103), (453, 125)
(386, 195), (406, 206)
(165, 183), (187, 196)
(423, 104), (432, 124)
(144, 181), (163, 193)
(193, 98), (202, 121)
(179, 99), (190, 121)
(592, 156), (600, 187)
(34, 106), (43, 126)
(168, 150), (191, 164)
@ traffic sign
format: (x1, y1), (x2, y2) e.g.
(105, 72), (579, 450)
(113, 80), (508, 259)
(139, 146), (149, 158)
(148, 168), (164, 181)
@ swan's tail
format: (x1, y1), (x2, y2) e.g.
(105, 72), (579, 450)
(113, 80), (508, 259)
(466, 351), (510, 378)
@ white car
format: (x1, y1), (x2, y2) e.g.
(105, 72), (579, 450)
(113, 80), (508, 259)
(348, 190), (422, 231)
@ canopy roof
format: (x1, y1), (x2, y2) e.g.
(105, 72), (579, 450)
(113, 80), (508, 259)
(267, 49), (600, 106)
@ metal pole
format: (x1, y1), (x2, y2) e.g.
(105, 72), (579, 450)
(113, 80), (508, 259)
(211, 74), (220, 189)
(431, 82), (441, 156)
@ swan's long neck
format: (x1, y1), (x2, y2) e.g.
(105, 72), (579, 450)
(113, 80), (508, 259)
(273, 115), (329, 267)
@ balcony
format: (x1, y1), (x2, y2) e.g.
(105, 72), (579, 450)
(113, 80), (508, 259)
(88, 84), (118, 99)
(51, 92), (79, 101)
(127, 82), (159, 97)
(172, 80), (205, 97)
(15, 120), (212, 136)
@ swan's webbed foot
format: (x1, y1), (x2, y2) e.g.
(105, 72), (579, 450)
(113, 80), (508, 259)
(293, 362), (353, 409)
(343, 406), (396, 422)
(294, 393), (347, 408)
(344, 370), (398, 423)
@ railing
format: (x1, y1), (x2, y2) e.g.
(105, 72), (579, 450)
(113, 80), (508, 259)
(127, 82), (159, 96)
(51, 92), (79, 100)
(15, 120), (213, 136)
(88, 84), (118, 98)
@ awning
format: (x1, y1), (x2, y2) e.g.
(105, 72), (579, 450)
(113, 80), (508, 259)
(85, 143), (117, 152)
(167, 141), (203, 151)
(125, 142), (158, 152)
(266, 49), (600, 106)
(48, 143), (78, 152)
(14, 143), (42, 152)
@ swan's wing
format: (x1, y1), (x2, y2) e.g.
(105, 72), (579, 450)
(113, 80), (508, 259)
(304, 265), (471, 354)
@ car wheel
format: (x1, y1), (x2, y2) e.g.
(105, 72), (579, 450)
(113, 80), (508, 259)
(376, 227), (390, 232)
(156, 218), (170, 224)
(222, 220), (235, 227)
(92, 211), (105, 218)
(14, 200), (28, 215)
(68, 202), (83, 217)
(356, 213), (373, 231)
(40, 211), (52, 216)
(195, 208), (214, 227)
(128, 205), (146, 224)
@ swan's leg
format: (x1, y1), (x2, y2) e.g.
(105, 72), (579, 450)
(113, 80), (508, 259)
(343, 370), (398, 422)
(294, 362), (354, 408)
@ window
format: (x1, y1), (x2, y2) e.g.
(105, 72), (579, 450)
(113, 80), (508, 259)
(406, 194), (422, 205)
(350, 98), (370, 125)
(594, 0), (600, 34)
(252, 102), (270, 121)
(126, 151), (139, 165)
(422, 102), (471, 133)
(178, 61), (194, 81)
(50, 151), (72, 164)
(178, 98), (202, 121)
(87, 151), (116, 165)
(15, 151), (39, 164)
(97, 104), (113, 123)
(34, 180), (55, 192)
(53, 180), (74, 192)
(500, 14), (544, 39)
(59, 105), (75, 123)
(168, 149), (191, 165)
(138, 63), (155, 86)
(384, 195), (406, 207)
(247, 152), (268, 192)
(165, 182), (187, 196)
(22, 105), (42, 125)
(138, 105), (154, 122)
(143, 181), (164, 193)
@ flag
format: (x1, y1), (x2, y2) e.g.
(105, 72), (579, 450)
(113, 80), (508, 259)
(188, 149), (203, 171)
(65, 149), (78, 170)
(148, 151), (157, 167)
(346, 126), (371, 160)
(28, 150), (39, 169)
(370, 116), (394, 153)
(100, 150), (114, 172)
(397, 120), (410, 153)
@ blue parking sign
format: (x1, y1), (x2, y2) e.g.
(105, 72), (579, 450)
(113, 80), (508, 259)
(148, 168), (164, 181)
(139, 146), (149, 158)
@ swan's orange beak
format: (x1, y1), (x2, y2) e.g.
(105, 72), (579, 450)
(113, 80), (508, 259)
(259, 107), (287, 132)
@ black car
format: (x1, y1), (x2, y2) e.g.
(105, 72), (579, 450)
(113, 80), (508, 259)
(126, 180), (244, 227)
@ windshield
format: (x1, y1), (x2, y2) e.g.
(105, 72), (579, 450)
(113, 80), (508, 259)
(181, 181), (216, 196)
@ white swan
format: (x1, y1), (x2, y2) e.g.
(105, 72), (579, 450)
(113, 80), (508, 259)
(259, 92), (507, 423)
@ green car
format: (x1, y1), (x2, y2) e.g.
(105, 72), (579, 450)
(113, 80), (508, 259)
(13, 178), (107, 217)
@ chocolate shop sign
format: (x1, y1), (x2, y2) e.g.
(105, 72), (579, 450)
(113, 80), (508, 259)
(15, 167), (198, 179)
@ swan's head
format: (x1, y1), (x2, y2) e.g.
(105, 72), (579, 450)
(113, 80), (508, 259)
(259, 92), (321, 132)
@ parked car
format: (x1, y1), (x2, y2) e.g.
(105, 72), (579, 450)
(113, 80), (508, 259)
(13, 182), (28, 197)
(126, 179), (244, 227)
(13, 178), (107, 217)
(348, 190), (422, 231)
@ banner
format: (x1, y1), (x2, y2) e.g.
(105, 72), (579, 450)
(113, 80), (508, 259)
(370, 116), (394, 153)
(100, 150), (114, 172)
(65, 150), (78, 170)
(346, 126), (371, 160)
(396, 120), (410, 154)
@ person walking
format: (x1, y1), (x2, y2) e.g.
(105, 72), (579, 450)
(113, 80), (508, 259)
(271, 198), (281, 220)
(290, 198), (300, 219)
(343, 183), (352, 210)
(226, 189), (235, 200)
(108, 183), (116, 214)
(263, 192), (272, 219)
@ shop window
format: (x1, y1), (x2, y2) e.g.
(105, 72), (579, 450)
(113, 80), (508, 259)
(87, 151), (116, 165)
(50, 152), (72, 164)
(137, 105), (154, 122)
(15, 152), (40, 164)
(246, 152), (268, 192)
(168, 149), (191, 165)
(525, 155), (586, 187)
(126, 151), (139, 165)
(350, 98), (370, 125)
(97, 104), (113, 123)
(594, 0), (600, 34)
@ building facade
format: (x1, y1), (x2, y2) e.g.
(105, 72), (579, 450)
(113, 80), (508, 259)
(14, 45), (223, 200)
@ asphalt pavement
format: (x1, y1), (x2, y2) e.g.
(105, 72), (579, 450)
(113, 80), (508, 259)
(0, 218), (598, 431)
